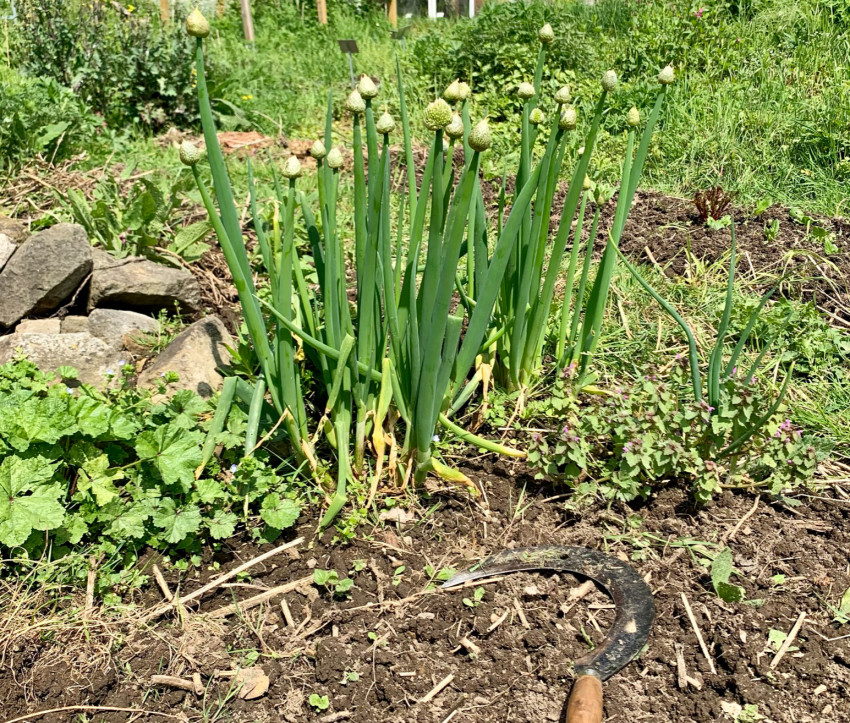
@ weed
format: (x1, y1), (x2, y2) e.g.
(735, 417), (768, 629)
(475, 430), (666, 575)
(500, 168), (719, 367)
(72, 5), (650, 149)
(694, 186), (734, 224)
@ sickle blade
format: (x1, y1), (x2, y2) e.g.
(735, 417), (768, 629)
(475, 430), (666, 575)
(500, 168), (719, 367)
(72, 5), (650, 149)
(442, 545), (654, 681)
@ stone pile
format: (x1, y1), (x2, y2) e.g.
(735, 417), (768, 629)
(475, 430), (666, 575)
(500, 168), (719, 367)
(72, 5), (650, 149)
(0, 219), (232, 396)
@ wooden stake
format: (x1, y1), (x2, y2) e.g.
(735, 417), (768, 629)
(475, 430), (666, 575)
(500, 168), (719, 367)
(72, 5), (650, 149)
(143, 537), (304, 621)
(158, 0), (169, 23)
(317, 0), (328, 24)
(240, 0), (255, 42)
(770, 611), (806, 670)
(681, 593), (717, 674)
(388, 0), (397, 27)
(418, 673), (454, 704)
(152, 564), (174, 602)
(208, 576), (313, 618)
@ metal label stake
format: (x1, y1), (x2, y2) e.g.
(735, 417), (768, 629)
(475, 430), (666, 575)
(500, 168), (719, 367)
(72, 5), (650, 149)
(338, 39), (359, 89)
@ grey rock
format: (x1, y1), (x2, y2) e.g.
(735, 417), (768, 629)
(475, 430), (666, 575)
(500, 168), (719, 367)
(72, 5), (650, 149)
(88, 250), (201, 313)
(87, 308), (159, 349)
(0, 224), (92, 329)
(61, 316), (89, 333)
(138, 316), (232, 397)
(16, 319), (61, 335)
(0, 235), (16, 272)
(0, 216), (28, 245)
(0, 332), (124, 385)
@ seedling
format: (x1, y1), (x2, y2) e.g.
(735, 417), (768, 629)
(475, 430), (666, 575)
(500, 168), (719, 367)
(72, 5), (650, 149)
(308, 693), (330, 711)
(312, 569), (354, 597)
(710, 547), (745, 603)
(694, 186), (734, 224)
(392, 566), (405, 586)
(462, 586), (485, 607)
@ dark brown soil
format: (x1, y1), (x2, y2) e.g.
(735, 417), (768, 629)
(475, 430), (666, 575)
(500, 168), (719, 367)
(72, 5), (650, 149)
(2, 460), (848, 723)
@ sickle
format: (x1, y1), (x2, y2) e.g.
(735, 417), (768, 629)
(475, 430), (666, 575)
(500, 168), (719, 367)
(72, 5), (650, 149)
(442, 545), (654, 723)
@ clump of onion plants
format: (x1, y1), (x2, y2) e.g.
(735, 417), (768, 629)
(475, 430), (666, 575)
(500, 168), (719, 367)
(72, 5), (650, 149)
(484, 36), (674, 399)
(185, 12), (677, 525)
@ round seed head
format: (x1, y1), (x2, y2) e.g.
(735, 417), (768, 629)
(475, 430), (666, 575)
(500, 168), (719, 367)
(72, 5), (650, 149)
(468, 119), (492, 152)
(658, 64), (675, 85)
(601, 69), (619, 93)
(178, 140), (203, 166)
(445, 113), (464, 139)
(310, 140), (327, 159)
(376, 111), (395, 134)
(517, 82), (535, 100)
(538, 23), (555, 44)
(326, 147), (344, 169)
(281, 155), (302, 179)
(457, 81), (471, 100)
(529, 108), (545, 126)
(559, 106), (578, 130)
(554, 85), (572, 105)
(345, 90), (366, 115)
(444, 79), (463, 102)
(358, 75), (379, 100)
(186, 7), (211, 37)
(424, 98), (452, 131)
(626, 106), (641, 127)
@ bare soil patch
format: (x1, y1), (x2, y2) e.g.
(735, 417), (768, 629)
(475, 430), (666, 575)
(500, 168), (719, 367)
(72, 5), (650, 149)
(2, 459), (848, 723)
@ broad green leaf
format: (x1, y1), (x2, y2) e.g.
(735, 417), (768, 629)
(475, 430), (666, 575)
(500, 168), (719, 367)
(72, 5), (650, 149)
(108, 503), (150, 539)
(0, 455), (64, 547)
(715, 581), (745, 603)
(195, 478), (225, 504)
(260, 493), (300, 530)
(136, 424), (203, 490)
(152, 498), (202, 544)
(207, 510), (237, 540)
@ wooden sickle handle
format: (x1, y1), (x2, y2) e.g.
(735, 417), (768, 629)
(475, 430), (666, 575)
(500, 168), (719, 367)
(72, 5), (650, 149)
(565, 674), (603, 723)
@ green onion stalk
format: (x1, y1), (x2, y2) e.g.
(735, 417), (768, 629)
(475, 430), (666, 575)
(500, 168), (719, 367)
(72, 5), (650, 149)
(183, 21), (315, 470)
(613, 220), (791, 459)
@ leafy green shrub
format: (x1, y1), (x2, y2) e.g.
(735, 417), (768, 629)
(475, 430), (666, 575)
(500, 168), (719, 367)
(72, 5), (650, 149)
(14, 0), (199, 130)
(0, 360), (302, 559)
(55, 170), (212, 262)
(0, 67), (99, 166)
(527, 359), (820, 503)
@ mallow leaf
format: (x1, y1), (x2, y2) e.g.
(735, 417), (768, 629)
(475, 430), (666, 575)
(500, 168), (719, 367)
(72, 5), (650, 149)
(136, 424), (203, 490)
(0, 455), (64, 547)
(260, 493), (300, 530)
(152, 498), (202, 544)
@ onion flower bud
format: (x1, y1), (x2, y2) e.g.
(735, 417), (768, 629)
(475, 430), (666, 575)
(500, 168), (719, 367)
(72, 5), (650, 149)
(445, 114), (464, 139)
(626, 106), (641, 127)
(517, 82), (535, 100)
(468, 119), (491, 152)
(186, 8), (211, 38)
(559, 106), (578, 130)
(538, 23), (554, 44)
(281, 155), (302, 179)
(457, 81), (471, 101)
(658, 65), (675, 85)
(345, 90), (366, 115)
(327, 147), (344, 169)
(554, 85), (572, 105)
(358, 75), (378, 100)
(444, 79), (463, 102)
(601, 69), (619, 93)
(376, 111), (395, 134)
(529, 108), (545, 125)
(424, 98), (452, 131)
(178, 140), (203, 166)
(310, 140), (327, 159)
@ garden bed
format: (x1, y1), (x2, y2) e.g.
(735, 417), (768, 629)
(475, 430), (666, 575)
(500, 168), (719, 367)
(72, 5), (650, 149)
(2, 459), (848, 723)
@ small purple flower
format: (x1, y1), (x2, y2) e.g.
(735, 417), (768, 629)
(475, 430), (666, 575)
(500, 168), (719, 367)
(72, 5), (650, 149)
(573, 436), (580, 443)
(118, 359), (126, 367)
(105, 368), (115, 376)
(66, 387), (75, 395)
(708, 406), (715, 412)
(230, 463), (239, 473)
(532, 433), (542, 443)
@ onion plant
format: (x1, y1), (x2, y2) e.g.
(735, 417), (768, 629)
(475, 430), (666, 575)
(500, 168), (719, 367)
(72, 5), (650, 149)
(487, 46), (675, 395)
(613, 223), (791, 458)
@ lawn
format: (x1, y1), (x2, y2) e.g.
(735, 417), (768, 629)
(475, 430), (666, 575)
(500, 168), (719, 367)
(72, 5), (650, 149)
(0, 0), (848, 722)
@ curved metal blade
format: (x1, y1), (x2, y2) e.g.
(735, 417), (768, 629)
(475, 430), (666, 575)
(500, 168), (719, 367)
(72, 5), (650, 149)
(442, 545), (653, 681)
